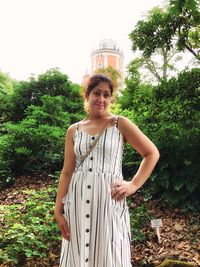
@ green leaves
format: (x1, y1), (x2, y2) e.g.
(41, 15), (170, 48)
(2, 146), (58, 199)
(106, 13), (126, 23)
(0, 68), (85, 189)
(129, 203), (151, 242)
(15, 146), (32, 157)
(130, 8), (175, 56)
(3, 68), (84, 123)
(169, 0), (199, 14)
(0, 186), (60, 265)
(129, 1), (200, 62)
(118, 68), (200, 211)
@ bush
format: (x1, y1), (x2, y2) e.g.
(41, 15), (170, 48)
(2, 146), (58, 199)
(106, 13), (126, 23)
(0, 186), (60, 266)
(3, 68), (83, 123)
(118, 68), (200, 211)
(0, 183), (150, 266)
(129, 202), (151, 242)
(148, 69), (200, 211)
(0, 69), (85, 189)
(0, 135), (15, 189)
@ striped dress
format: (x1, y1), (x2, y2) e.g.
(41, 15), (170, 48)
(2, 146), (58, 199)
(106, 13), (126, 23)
(60, 117), (132, 267)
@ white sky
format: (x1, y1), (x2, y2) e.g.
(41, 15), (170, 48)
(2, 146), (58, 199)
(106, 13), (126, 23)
(0, 0), (165, 84)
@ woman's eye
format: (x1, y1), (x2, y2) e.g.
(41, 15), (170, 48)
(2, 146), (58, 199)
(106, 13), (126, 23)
(92, 91), (110, 98)
(94, 92), (101, 96)
(104, 94), (110, 98)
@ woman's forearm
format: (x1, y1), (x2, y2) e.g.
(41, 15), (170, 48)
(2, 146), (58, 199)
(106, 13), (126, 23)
(131, 151), (160, 189)
(54, 171), (72, 215)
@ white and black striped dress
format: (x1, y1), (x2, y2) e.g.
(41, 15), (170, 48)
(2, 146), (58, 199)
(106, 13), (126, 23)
(60, 117), (132, 267)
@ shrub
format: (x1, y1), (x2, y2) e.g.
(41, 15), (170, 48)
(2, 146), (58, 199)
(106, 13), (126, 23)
(0, 69), (85, 189)
(0, 183), (150, 266)
(0, 186), (60, 266)
(118, 68), (200, 211)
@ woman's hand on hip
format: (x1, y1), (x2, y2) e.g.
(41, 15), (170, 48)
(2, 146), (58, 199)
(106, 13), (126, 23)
(111, 180), (139, 200)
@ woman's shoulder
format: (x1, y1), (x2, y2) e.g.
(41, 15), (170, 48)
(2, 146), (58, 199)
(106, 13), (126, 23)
(118, 115), (136, 125)
(68, 123), (76, 130)
(117, 115), (139, 133)
(65, 122), (78, 137)
(66, 119), (86, 134)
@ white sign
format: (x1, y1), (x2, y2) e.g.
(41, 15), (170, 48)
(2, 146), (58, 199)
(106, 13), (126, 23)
(151, 219), (163, 243)
(151, 219), (163, 228)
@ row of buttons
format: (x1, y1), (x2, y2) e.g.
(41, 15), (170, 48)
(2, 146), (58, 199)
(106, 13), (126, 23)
(89, 136), (95, 148)
(89, 155), (93, 171)
(85, 136), (94, 263)
(89, 137), (94, 172)
(85, 172), (93, 262)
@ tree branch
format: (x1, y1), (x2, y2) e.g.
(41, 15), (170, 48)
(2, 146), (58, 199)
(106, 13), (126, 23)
(144, 58), (162, 82)
(185, 45), (200, 61)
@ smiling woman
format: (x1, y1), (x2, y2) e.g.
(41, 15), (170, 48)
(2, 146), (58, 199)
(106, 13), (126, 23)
(83, 74), (113, 121)
(54, 73), (160, 267)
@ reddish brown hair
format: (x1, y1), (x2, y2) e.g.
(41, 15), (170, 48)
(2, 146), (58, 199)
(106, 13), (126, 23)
(85, 74), (114, 96)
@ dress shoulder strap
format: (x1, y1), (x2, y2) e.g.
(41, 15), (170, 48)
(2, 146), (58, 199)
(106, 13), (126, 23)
(76, 122), (80, 131)
(114, 115), (119, 127)
(72, 122), (80, 142)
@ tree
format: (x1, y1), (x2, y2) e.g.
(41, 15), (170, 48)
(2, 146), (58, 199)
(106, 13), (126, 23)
(129, 0), (200, 62)
(0, 71), (15, 93)
(118, 61), (150, 112)
(0, 71), (16, 131)
(118, 67), (200, 210)
(95, 66), (122, 90)
(169, 0), (200, 61)
(3, 68), (84, 123)
(128, 47), (183, 83)
(0, 69), (85, 189)
(129, 7), (184, 83)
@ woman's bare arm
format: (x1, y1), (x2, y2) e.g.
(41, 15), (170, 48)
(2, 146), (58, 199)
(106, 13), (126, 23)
(112, 116), (160, 199)
(54, 124), (76, 239)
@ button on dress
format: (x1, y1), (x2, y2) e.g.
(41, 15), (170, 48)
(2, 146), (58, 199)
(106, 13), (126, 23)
(60, 121), (132, 267)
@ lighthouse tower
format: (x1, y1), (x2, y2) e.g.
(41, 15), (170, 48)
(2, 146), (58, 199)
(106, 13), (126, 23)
(81, 39), (124, 88)
(91, 39), (124, 77)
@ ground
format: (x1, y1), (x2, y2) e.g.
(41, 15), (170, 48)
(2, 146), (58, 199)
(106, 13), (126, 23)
(0, 175), (199, 267)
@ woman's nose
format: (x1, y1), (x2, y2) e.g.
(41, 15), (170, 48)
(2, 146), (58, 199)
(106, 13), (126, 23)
(98, 94), (104, 101)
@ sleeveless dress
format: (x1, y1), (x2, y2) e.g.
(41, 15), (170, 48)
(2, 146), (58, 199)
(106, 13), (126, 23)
(60, 117), (132, 267)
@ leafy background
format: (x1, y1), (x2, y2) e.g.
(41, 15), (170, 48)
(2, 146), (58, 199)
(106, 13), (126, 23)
(0, 0), (200, 266)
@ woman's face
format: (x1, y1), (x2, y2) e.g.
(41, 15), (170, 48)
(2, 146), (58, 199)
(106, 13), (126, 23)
(86, 81), (112, 114)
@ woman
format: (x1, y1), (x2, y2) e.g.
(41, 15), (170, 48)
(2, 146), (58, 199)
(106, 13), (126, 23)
(54, 74), (160, 267)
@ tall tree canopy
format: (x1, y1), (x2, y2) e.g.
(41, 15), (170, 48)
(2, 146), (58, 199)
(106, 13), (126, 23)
(3, 68), (83, 123)
(0, 71), (15, 93)
(129, 0), (200, 63)
(0, 69), (84, 189)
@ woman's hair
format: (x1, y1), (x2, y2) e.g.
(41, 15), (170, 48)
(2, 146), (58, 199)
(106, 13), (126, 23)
(85, 74), (114, 96)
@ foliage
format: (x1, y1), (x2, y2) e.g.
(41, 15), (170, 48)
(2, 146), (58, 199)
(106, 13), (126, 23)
(5, 119), (65, 174)
(95, 66), (122, 89)
(0, 182), (151, 266)
(0, 69), (84, 189)
(3, 68), (83, 123)
(0, 134), (15, 190)
(117, 62), (154, 175)
(148, 68), (200, 211)
(117, 60), (143, 109)
(0, 71), (15, 93)
(128, 201), (151, 242)
(0, 186), (60, 266)
(129, 1), (200, 63)
(118, 68), (200, 211)
(128, 49), (183, 84)
(0, 72), (16, 130)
